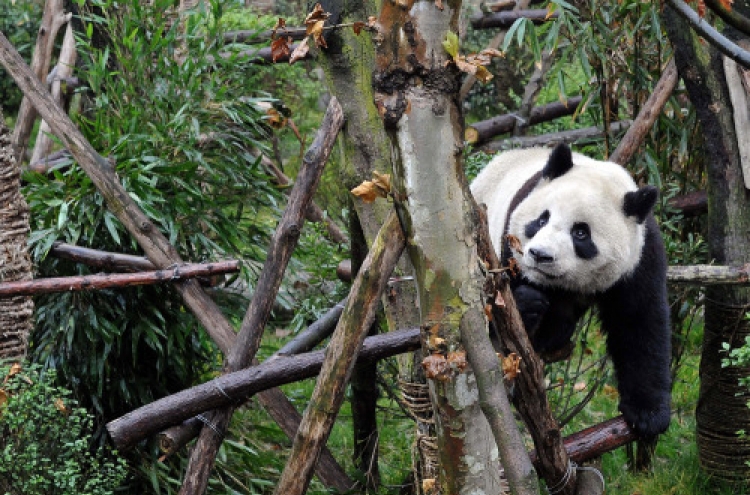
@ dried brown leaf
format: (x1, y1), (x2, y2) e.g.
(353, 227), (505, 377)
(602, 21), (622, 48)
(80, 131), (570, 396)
(351, 180), (380, 203)
(0, 389), (7, 410)
(54, 397), (70, 415)
(289, 36), (310, 64)
(371, 171), (391, 196)
(265, 107), (287, 129)
(447, 351), (467, 372)
(271, 36), (292, 62)
(506, 234), (523, 254)
(484, 303), (493, 320)
(698, 0), (706, 17)
(719, 0), (734, 10)
(422, 353), (450, 381)
(272, 17), (287, 38)
(304, 2), (331, 24)
(502, 353), (521, 380)
(352, 21), (366, 35)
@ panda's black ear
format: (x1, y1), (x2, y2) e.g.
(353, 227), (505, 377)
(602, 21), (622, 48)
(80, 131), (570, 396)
(542, 144), (574, 180)
(624, 186), (658, 223)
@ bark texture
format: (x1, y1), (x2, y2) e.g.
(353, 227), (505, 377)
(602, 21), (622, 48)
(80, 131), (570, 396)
(0, 107), (34, 360)
(372, 1), (532, 493)
(664, 4), (750, 480)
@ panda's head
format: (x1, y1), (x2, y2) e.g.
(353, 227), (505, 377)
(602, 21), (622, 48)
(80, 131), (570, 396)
(508, 144), (657, 294)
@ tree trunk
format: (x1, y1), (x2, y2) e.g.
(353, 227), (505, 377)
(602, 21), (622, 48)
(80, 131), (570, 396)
(664, 4), (750, 480)
(372, 1), (535, 493)
(0, 106), (35, 360)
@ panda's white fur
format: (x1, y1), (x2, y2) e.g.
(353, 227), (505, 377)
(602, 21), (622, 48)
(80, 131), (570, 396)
(471, 147), (646, 294)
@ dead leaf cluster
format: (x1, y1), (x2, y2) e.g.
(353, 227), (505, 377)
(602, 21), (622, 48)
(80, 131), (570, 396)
(443, 31), (504, 84)
(350, 171), (392, 203)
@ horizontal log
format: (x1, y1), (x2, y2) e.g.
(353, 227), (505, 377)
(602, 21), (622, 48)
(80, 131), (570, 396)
(470, 9), (558, 30)
(50, 241), (156, 272)
(667, 190), (707, 217)
(466, 96), (584, 145)
(482, 121), (631, 151)
(106, 327), (421, 450)
(667, 264), (750, 285)
(529, 416), (636, 467)
(223, 28), (308, 45)
(0, 261), (239, 297)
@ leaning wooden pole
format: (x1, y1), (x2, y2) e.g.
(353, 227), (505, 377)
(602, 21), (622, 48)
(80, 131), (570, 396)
(273, 210), (406, 495)
(609, 58), (678, 165)
(179, 98), (344, 495)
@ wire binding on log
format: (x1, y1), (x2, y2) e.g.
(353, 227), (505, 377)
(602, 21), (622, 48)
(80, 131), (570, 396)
(195, 414), (224, 439)
(546, 460), (575, 494)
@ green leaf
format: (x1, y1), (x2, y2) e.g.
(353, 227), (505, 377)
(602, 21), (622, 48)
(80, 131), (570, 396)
(442, 31), (459, 59)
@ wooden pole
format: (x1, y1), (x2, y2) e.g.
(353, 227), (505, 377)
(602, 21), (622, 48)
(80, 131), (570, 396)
(0, 261), (239, 297)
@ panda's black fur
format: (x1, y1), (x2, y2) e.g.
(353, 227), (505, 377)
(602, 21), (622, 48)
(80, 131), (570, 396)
(471, 143), (671, 438)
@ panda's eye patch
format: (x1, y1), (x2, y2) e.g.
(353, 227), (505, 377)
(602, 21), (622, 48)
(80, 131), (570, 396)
(524, 210), (550, 239)
(571, 222), (598, 259)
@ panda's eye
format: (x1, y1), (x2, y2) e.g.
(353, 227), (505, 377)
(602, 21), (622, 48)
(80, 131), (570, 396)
(538, 210), (550, 227)
(571, 223), (590, 241)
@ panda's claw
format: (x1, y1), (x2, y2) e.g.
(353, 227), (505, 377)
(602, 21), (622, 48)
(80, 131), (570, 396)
(620, 402), (671, 438)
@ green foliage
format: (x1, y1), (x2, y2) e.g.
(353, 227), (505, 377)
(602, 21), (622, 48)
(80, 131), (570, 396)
(0, 0), (42, 116)
(722, 334), (750, 391)
(25, 0), (283, 425)
(0, 363), (128, 495)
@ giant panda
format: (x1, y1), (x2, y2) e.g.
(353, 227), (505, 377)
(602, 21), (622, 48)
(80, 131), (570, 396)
(471, 143), (671, 438)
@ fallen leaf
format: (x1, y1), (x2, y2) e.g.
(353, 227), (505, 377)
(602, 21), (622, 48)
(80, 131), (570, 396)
(422, 353), (450, 381)
(494, 290), (506, 307)
(484, 303), (493, 320)
(447, 351), (467, 371)
(506, 234), (523, 255)
(371, 171), (391, 196)
(54, 397), (70, 415)
(270, 36), (292, 62)
(289, 36), (310, 64)
(502, 353), (521, 380)
(602, 384), (619, 399)
(272, 17), (287, 37)
(352, 21), (366, 35)
(351, 180), (380, 203)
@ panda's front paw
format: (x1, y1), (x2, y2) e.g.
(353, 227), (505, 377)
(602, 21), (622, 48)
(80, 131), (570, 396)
(513, 285), (549, 333)
(620, 401), (671, 438)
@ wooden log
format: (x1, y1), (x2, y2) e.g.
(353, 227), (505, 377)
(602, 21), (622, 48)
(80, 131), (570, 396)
(609, 59), (679, 165)
(466, 97), (584, 145)
(50, 242), (156, 272)
(474, 203), (576, 493)
(273, 298), (347, 356)
(106, 326), (419, 450)
(470, 9), (558, 29)
(223, 28), (308, 44)
(482, 121), (631, 151)
(273, 210), (406, 495)
(667, 264), (750, 285)
(668, 190), (707, 217)
(0, 261), (239, 297)
(529, 416), (636, 466)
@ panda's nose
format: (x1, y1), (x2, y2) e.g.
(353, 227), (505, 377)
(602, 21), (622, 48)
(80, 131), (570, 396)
(529, 248), (554, 264)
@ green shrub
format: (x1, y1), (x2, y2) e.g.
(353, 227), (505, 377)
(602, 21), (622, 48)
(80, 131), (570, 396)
(0, 363), (128, 495)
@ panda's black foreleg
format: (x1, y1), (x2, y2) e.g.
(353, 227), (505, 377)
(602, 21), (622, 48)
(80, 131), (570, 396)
(597, 219), (672, 438)
(512, 284), (550, 339)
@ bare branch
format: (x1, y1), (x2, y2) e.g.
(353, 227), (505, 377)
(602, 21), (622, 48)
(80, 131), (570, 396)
(665, 0), (750, 69)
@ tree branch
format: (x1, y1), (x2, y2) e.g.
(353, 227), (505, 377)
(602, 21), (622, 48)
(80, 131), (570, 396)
(665, 0), (750, 69)
(609, 59), (678, 165)
(705, 0), (750, 37)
